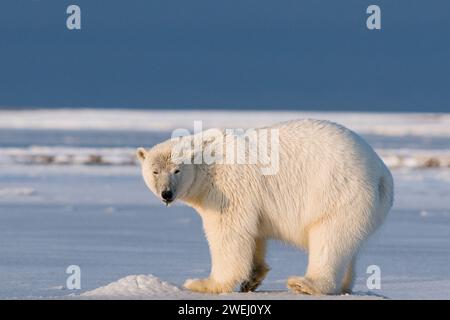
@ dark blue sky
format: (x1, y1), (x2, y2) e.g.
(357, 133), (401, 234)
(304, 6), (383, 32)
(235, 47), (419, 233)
(0, 0), (449, 111)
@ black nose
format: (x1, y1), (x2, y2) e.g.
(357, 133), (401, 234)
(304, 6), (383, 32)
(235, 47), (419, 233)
(161, 190), (173, 201)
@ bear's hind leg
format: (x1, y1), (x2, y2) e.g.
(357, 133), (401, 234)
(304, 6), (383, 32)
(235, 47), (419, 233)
(341, 256), (357, 294)
(288, 217), (362, 295)
(240, 238), (270, 292)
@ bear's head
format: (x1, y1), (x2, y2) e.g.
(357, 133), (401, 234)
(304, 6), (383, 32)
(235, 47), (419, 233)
(136, 142), (196, 206)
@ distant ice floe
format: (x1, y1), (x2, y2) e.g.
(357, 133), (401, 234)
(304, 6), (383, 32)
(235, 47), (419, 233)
(0, 109), (449, 137)
(0, 146), (449, 169)
(378, 149), (450, 169)
(0, 187), (35, 197)
(0, 146), (136, 166)
(1, 110), (449, 169)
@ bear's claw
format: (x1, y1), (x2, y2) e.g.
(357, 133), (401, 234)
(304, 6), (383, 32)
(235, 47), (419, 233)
(240, 264), (270, 292)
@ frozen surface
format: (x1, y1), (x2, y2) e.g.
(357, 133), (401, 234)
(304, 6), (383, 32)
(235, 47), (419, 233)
(80, 274), (382, 300)
(0, 165), (449, 299)
(0, 110), (449, 299)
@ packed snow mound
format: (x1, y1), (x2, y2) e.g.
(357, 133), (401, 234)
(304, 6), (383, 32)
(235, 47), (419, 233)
(80, 275), (384, 300)
(81, 275), (185, 300)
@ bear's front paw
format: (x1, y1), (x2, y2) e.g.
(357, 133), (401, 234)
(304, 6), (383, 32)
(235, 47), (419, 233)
(183, 278), (233, 294)
(287, 276), (319, 295)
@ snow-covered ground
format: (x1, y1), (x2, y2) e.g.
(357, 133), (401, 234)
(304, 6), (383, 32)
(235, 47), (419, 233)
(0, 109), (449, 299)
(1, 109), (450, 137)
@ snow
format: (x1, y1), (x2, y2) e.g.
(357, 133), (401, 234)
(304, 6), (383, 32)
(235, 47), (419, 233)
(0, 109), (449, 300)
(81, 275), (185, 300)
(80, 274), (383, 300)
(0, 164), (449, 300)
(0, 109), (449, 137)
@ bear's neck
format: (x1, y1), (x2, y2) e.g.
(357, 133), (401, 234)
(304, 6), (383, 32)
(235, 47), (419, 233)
(180, 164), (211, 210)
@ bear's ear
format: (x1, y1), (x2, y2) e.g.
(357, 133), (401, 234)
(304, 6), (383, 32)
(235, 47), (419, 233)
(136, 147), (147, 163)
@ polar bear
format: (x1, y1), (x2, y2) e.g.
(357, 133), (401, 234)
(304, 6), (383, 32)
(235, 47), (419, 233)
(136, 119), (393, 295)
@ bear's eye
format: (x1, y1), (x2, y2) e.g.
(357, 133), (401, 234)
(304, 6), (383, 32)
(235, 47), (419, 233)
(152, 171), (159, 175)
(174, 169), (180, 174)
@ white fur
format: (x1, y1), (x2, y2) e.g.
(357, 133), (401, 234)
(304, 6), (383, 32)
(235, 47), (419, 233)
(137, 119), (394, 295)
